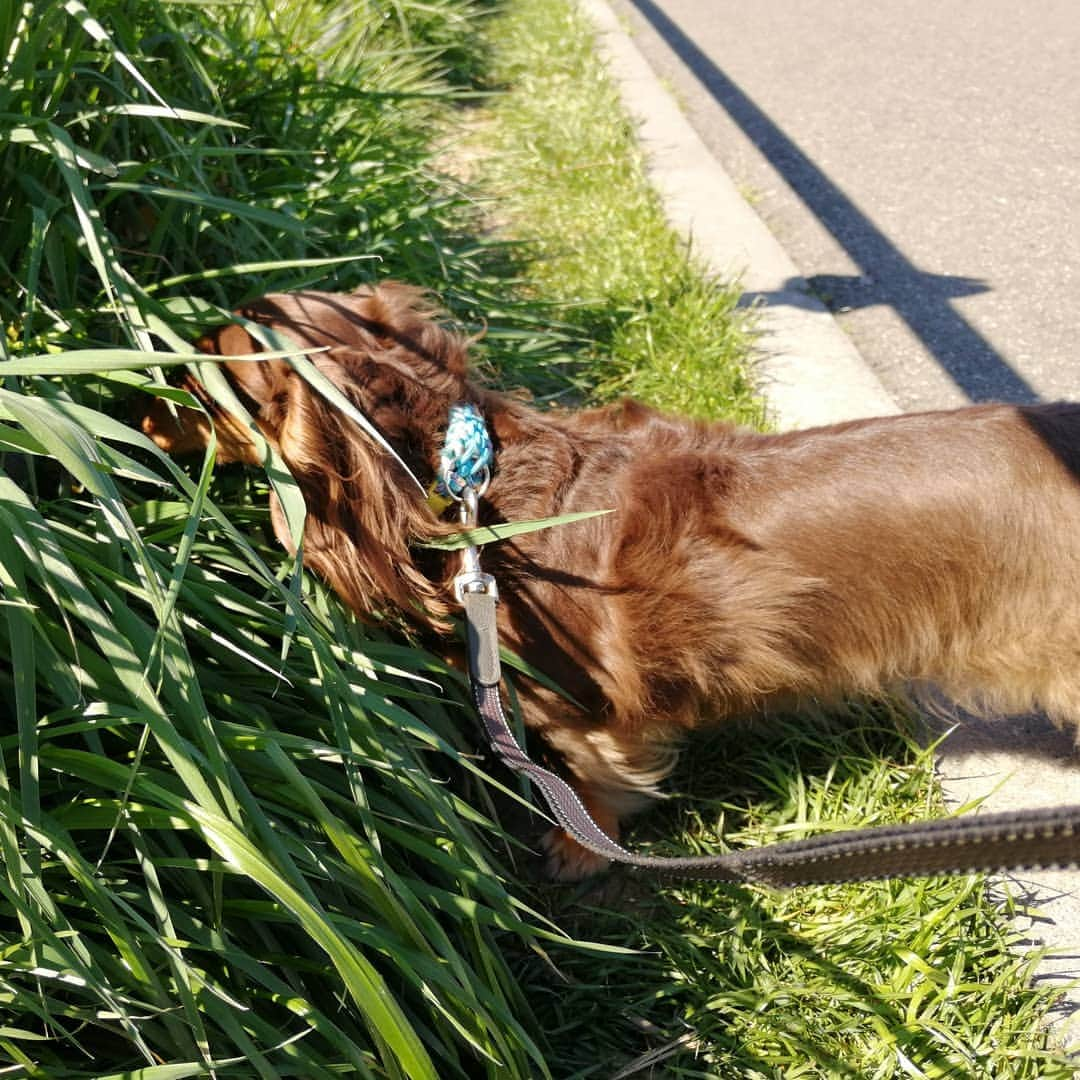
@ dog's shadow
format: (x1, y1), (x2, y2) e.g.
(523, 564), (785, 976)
(926, 705), (1080, 769)
(635, 698), (928, 849)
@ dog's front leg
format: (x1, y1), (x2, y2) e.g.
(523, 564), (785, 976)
(538, 781), (624, 881)
(533, 719), (675, 881)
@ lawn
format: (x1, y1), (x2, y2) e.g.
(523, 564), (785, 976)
(0, 0), (1072, 1076)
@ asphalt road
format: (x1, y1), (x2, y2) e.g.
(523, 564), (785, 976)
(608, 0), (1080, 411)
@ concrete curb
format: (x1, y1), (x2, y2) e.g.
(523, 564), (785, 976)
(577, 0), (897, 431)
(579, 0), (1080, 1046)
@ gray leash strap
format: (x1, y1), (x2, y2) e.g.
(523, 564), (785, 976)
(462, 587), (1080, 887)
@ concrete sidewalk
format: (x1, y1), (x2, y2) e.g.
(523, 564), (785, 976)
(579, 0), (1080, 1043)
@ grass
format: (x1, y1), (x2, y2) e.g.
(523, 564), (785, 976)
(0, 0), (1074, 1076)
(466, 1), (763, 423)
(0, 2), (552, 1076)
(512, 710), (1072, 1078)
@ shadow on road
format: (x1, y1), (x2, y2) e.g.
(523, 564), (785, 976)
(626, 0), (1040, 404)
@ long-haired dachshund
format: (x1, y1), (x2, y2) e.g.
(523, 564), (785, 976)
(142, 283), (1080, 879)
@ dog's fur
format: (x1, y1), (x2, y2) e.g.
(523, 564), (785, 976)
(142, 283), (1080, 878)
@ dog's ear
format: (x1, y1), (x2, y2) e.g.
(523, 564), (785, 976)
(140, 321), (290, 464)
(143, 283), (473, 629)
(260, 370), (456, 631)
(262, 286), (477, 480)
(269, 459), (454, 632)
(230, 331), (467, 631)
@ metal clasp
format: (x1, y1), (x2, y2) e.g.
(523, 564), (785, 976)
(453, 488), (498, 604)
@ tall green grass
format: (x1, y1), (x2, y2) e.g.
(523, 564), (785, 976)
(0, 1), (556, 1075)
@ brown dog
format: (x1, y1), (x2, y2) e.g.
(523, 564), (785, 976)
(142, 283), (1080, 879)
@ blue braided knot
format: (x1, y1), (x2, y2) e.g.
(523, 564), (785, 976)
(437, 403), (493, 498)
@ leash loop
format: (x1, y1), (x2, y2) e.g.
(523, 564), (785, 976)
(438, 403), (492, 500)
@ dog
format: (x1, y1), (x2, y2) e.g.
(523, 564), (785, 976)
(141, 283), (1080, 880)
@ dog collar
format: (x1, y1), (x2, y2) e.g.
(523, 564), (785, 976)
(434, 402), (493, 502)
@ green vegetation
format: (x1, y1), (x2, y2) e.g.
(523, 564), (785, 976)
(0, 0), (1071, 1076)
(0, 2), (547, 1076)
(515, 708), (1068, 1078)
(475, 0), (762, 424)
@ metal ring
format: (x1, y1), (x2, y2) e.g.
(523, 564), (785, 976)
(444, 465), (490, 503)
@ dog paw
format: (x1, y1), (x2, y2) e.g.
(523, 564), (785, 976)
(541, 828), (612, 881)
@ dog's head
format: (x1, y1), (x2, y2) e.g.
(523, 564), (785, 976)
(142, 283), (476, 627)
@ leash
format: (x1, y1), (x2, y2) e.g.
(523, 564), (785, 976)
(441, 408), (1080, 887)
